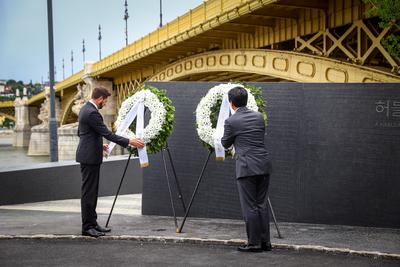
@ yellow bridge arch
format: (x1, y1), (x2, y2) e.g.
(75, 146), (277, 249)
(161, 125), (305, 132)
(0, 100), (16, 122)
(149, 49), (400, 83)
(0, 112), (15, 122)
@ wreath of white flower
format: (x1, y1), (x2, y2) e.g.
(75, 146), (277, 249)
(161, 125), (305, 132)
(195, 83), (259, 147)
(115, 89), (166, 143)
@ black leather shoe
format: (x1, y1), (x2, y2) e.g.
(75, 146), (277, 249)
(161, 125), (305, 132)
(237, 244), (263, 252)
(82, 228), (105, 238)
(95, 225), (111, 233)
(261, 242), (272, 251)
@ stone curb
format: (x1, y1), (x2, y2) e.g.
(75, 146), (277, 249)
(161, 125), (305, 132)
(0, 234), (399, 260)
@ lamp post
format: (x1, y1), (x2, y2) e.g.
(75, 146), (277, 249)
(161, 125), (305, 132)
(71, 50), (74, 74)
(159, 0), (163, 27)
(62, 58), (65, 80)
(124, 0), (129, 46)
(46, 0), (58, 162)
(98, 24), (102, 60)
(82, 39), (86, 65)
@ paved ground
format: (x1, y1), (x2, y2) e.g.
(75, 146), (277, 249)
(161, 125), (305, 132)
(1, 195), (399, 255)
(1, 239), (399, 267)
(0, 194), (399, 266)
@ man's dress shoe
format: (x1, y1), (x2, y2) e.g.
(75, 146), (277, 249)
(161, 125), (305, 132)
(95, 225), (111, 233)
(261, 242), (272, 251)
(237, 244), (263, 252)
(82, 228), (105, 238)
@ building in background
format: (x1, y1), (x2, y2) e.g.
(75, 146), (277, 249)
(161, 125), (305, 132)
(0, 80), (6, 93)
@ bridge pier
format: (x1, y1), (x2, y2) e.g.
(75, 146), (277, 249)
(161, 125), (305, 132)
(82, 75), (115, 130)
(58, 66), (118, 160)
(27, 87), (61, 156)
(13, 89), (35, 147)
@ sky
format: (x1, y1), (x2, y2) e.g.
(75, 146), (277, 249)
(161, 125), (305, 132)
(0, 0), (203, 83)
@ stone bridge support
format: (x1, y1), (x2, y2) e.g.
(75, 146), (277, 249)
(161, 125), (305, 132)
(58, 62), (119, 160)
(27, 87), (61, 156)
(13, 89), (40, 147)
(82, 76), (115, 130)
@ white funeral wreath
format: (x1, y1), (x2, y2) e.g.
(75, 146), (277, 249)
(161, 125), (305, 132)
(115, 88), (166, 144)
(195, 83), (259, 147)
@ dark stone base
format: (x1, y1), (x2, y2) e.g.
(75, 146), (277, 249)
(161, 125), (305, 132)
(0, 156), (142, 205)
(142, 82), (400, 228)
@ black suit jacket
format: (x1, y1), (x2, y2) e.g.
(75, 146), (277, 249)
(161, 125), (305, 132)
(221, 107), (271, 179)
(76, 102), (129, 165)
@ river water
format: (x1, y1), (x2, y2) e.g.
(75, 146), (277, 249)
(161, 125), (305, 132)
(0, 137), (49, 169)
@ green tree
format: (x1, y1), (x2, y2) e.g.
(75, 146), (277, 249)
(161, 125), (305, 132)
(26, 82), (44, 97)
(364, 0), (400, 60)
(6, 79), (24, 95)
(31, 83), (44, 96)
(2, 118), (15, 129)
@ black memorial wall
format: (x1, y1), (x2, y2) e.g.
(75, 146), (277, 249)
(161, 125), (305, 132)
(142, 82), (400, 228)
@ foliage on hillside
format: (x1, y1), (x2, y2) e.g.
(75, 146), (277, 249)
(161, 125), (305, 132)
(364, 0), (400, 60)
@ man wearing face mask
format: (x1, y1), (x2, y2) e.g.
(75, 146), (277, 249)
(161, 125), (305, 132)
(76, 87), (144, 238)
(221, 86), (272, 252)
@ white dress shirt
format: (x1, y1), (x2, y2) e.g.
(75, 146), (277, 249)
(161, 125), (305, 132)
(89, 99), (99, 110)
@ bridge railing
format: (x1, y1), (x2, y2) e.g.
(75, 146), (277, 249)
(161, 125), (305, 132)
(53, 70), (84, 94)
(0, 100), (15, 108)
(91, 0), (257, 76)
(51, 0), (270, 91)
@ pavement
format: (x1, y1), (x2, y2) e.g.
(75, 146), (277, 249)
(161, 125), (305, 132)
(2, 239), (399, 267)
(0, 194), (399, 266)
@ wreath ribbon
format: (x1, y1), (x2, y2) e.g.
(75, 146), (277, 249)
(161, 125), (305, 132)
(196, 83), (266, 160)
(107, 97), (149, 168)
(213, 91), (231, 160)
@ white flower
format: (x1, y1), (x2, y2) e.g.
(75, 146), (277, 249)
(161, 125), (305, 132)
(115, 89), (167, 144)
(195, 83), (259, 147)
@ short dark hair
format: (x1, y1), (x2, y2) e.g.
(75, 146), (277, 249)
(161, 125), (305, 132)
(92, 87), (111, 99)
(228, 87), (248, 107)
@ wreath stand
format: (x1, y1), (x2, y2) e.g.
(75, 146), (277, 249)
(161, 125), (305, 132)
(105, 142), (186, 229)
(176, 150), (282, 239)
(160, 142), (187, 229)
(106, 153), (133, 228)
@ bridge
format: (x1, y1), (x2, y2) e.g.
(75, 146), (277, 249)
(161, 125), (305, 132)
(1, 0), (399, 158)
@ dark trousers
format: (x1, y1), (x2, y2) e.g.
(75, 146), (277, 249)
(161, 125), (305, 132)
(237, 174), (270, 245)
(80, 163), (101, 231)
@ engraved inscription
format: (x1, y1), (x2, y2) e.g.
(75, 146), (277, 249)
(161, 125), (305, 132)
(376, 100), (400, 118)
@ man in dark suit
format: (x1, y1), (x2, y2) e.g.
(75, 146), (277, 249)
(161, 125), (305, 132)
(76, 87), (144, 238)
(221, 87), (272, 252)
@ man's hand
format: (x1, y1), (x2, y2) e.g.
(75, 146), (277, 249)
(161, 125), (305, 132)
(102, 144), (109, 152)
(129, 138), (145, 149)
